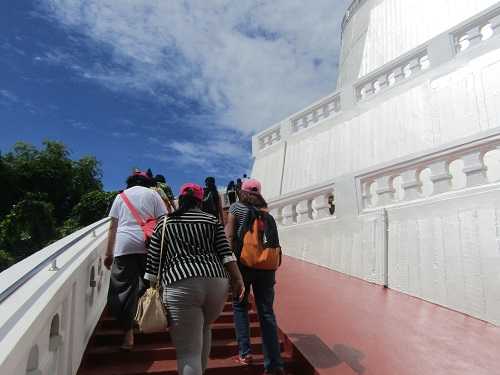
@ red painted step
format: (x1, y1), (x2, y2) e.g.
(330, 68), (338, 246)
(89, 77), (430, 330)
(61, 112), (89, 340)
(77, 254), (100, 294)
(89, 322), (260, 346)
(79, 291), (311, 375)
(98, 310), (257, 330)
(79, 353), (298, 375)
(84, 337), (282, 365)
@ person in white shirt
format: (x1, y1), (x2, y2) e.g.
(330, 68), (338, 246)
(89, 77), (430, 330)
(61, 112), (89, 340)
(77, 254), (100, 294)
(104, 171), (167, 350)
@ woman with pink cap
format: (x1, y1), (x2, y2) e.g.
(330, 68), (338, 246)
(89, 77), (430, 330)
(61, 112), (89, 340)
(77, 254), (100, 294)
(225, 178), (285, 375)
(144, 183), (244, 375)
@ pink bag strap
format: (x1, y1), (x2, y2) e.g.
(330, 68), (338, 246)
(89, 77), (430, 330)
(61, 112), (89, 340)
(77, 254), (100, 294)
(120, 192), (145, 226)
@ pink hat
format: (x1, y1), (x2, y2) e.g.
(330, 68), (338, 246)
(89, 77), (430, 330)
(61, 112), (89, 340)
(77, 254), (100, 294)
(179, 183), (204, 201)
(241, 178), (262, 194)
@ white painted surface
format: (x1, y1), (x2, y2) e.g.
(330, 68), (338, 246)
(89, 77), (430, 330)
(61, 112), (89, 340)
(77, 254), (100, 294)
(387, 187), (500, 325)
(0, 219), (111, 375)
(253, 2), (500, 325)
(337, 0), (499, 87)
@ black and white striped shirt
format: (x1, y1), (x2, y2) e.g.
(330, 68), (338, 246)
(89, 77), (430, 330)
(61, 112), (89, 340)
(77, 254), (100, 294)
(144, 209), (237, 286)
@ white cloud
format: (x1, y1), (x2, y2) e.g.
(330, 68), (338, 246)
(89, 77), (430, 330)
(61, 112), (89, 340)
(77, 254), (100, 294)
(146, 136), (251, 180)
(39, 0), (350, 135)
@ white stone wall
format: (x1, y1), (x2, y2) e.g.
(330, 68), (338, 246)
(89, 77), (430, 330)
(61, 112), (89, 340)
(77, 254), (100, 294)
(281, 47), (500, 195)
(338, 0), (499, 87)
(0, 220), (110, 375)
(387, 188), (500, 325)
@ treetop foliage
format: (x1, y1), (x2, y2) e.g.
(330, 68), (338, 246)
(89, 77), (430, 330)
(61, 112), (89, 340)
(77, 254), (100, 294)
(0, 141), (114, 271)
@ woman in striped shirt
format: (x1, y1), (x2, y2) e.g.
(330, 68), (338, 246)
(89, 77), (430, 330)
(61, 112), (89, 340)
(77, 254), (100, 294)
(145, 183), (244, 375)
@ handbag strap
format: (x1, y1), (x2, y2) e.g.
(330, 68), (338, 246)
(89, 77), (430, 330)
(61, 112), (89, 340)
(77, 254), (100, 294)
(157, 217), (168, 281)
(120, 192), (145, 226)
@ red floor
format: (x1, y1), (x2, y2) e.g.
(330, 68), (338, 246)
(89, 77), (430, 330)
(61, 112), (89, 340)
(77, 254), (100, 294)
(273, 256), (500, 375)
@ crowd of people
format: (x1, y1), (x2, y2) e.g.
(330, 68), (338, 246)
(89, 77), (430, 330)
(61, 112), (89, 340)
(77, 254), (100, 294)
(104, 169), (285, 375)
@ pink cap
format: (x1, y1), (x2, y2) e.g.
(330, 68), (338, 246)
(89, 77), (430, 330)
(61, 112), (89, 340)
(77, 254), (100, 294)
(179, 183), (204, 201)
(241, 178), (262, 194)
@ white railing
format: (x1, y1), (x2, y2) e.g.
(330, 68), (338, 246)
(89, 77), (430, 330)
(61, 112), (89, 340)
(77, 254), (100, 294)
(253, 2), (500, 156)
(257, 125), (281, 150)
(453, 7), (500, 53)
(0, 219), (111, 375)
(357, 131), (500, 211)
(290, 92), (341, 133)
(268, 183), (335, 226)
(341, 0), (368, 32)
(355, 49), (430, 101)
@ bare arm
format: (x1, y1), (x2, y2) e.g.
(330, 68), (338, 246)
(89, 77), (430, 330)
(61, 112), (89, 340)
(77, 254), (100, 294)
(104, 218), (118, 269)
(225, 213), (236, 250)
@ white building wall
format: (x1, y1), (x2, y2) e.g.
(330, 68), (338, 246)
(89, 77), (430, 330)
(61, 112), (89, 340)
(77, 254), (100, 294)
(252, 2), (500, 325)
(387, 188), (500, 325)
(281, 48), (500, 195)
(338, 0), (499, 87)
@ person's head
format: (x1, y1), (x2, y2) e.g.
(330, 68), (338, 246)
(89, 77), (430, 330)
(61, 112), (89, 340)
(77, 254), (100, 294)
(170, 183), (204, 216)
(155, 174), (166, 184)
(239, 178), (267, 208)
(227, 180), (235, 188)
(236, 178), (242, 184)
(243, 174), (248, 179)
(126, 171), (153, 188)
(205, 176), (215, 186)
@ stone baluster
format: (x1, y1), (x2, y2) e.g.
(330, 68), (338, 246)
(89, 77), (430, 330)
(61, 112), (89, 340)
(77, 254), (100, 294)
(361, 180), (373, 209)
(312, 194), (331, 219)
(269, 207), (283, 226)
(376, 74), (388, 92)
(400, 169), (423, 201)
(296, 199), (312, 224)
(466, 26), (483, 48)
(490, 14), (500, 32)
(271, 130), (280, 143)
(281, 204), (295, 226)
(462, 150), (488, 187)
(392, 66), (404, 84)
(375, 175), (395, 206)
(428, 160), (453, 194)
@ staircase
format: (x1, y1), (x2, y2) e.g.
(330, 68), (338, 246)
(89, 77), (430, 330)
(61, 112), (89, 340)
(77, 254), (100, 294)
(78, 296), (308, 374)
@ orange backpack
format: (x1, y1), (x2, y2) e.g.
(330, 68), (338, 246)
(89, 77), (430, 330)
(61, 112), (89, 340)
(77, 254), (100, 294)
(238, 209), (282, 270)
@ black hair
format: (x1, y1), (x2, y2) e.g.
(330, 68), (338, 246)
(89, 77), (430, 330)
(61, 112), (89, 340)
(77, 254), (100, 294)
(239, 190), (267, 208)
(155, 174), (166, 183)
(227, 180), (235, 189)
(126, 174), (153, 188)
(169, 189), (200, 217)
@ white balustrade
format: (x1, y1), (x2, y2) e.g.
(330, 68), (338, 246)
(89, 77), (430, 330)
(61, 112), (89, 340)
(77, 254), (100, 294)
(462, 150), (488, 187)
(269, 186), (335, 227)
(291, 93), (341, 133)
(296, 199), (312, 224)
(428, 160), (453, 195)
(400, 169), (422, 201)
(258, 126), (281, 150)
(0, 219), (111, 375)
(374, 175), (396, 206)
(357, 132), (500, 210)
(311, 194), (331, 219)
(454, 9), (500, 53)
(356, 50), (430, 101)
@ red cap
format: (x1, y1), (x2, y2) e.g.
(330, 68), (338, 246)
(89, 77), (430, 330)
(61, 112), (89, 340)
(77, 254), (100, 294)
(179, 183), (204, 201)
(241, 178), (261, 194)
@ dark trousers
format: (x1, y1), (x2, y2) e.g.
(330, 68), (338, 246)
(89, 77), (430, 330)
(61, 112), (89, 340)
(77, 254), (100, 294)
(107, 254), (147, 330)
(233, 265), (284, 371)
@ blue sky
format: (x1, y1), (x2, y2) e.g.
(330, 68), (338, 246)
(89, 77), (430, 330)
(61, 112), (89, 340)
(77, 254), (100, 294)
(0, 0), (349, 193)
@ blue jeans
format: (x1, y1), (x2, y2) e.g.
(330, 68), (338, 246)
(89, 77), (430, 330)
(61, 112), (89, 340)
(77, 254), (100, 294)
(233, 266), (284, 372)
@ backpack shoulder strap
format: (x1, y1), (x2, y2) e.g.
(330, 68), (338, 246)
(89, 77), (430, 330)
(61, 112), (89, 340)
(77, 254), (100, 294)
(120, 192), (145, 226)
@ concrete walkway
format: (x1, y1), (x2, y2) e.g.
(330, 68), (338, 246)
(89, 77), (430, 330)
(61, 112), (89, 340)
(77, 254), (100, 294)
(274, 256), (500, 375)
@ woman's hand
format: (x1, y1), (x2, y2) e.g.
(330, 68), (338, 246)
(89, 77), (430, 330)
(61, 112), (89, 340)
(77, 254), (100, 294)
(104, 254), (114, 270)
(231, 277), (245, 302)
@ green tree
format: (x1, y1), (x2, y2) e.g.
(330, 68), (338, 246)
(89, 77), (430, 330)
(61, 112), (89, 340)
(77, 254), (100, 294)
(0, 196), (56, 262)
(0, 141), (107, 271)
